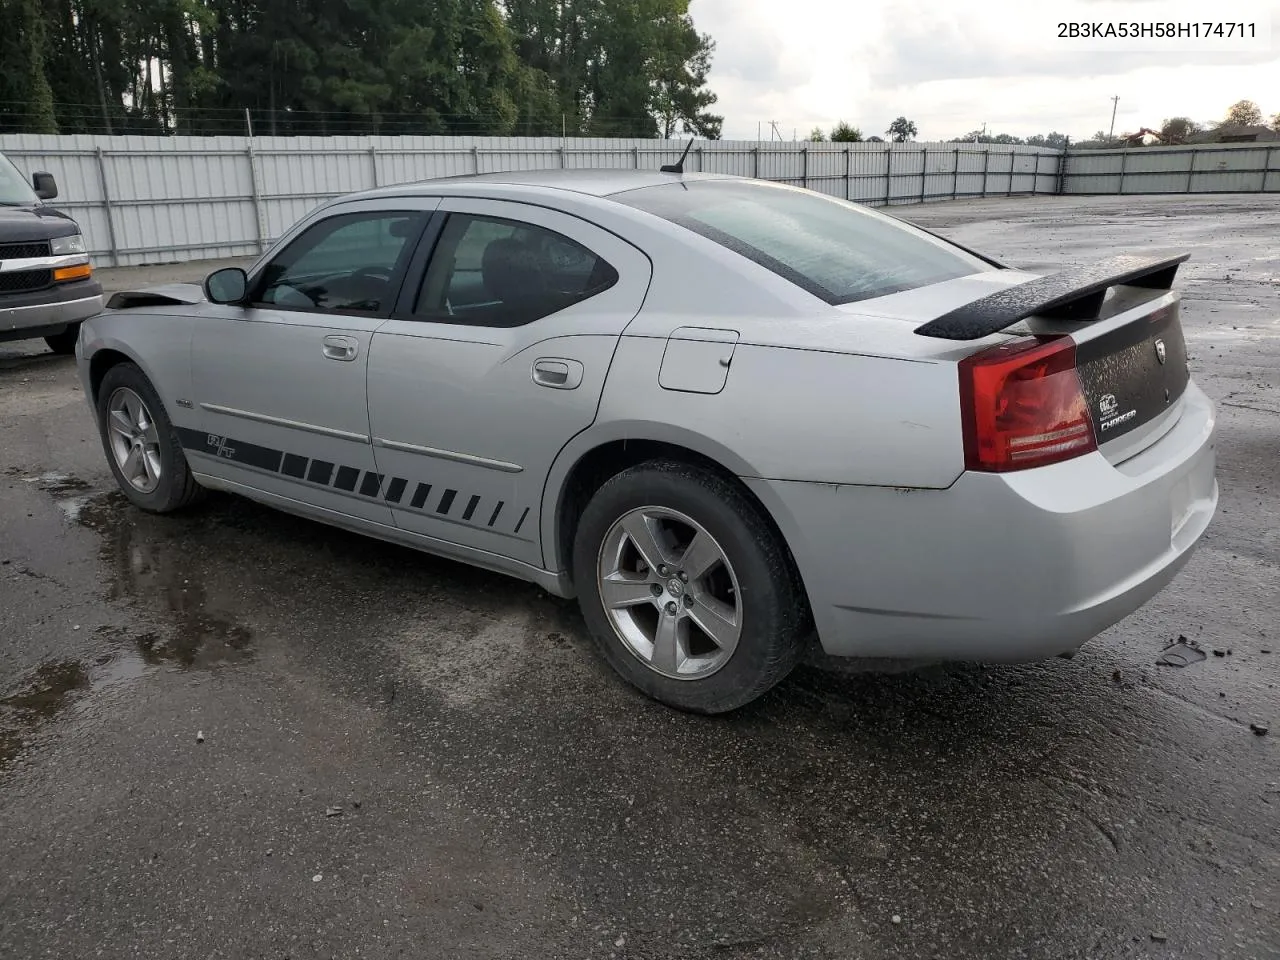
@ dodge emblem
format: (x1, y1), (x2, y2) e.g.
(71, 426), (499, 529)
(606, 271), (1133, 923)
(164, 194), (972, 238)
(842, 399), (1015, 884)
(1154, 338), (1167, 364)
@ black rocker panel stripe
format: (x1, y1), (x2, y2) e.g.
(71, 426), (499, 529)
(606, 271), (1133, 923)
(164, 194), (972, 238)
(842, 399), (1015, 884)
(177, 427), (529, 538)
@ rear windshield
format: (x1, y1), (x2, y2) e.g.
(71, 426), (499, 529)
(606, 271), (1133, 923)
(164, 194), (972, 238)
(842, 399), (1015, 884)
(613, 179), (991, 305)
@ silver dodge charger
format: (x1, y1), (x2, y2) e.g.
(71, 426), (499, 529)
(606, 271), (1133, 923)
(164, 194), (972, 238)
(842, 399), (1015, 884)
(76, 168), (1218, 713)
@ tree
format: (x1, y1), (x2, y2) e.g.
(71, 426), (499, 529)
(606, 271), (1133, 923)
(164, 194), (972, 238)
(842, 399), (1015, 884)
(866, 135), (883, 143)
(1223, 99), (1262, 126)
(829, 121), (862, 142)
(1271, 113), (1280, 133)
(1160, 117), (1200, 144)
(807, 126), (826, 141)
(1, 0), (725, 138)
(886, 117), (917, 142)
(1024, 132), (1068, 148)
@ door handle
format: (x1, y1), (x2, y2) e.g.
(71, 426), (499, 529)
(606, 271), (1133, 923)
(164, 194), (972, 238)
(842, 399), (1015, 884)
(322, 335), (359, 362)
(532, 358), (584, 390)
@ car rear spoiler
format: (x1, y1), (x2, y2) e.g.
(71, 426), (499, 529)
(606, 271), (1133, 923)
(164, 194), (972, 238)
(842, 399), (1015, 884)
(913, 253), (1191, 341)
(106, 282), (206, 310)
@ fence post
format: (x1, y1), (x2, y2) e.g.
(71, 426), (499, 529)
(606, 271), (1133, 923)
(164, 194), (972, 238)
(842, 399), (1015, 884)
(952, 147), (959, 199)
(1007, 151), (1014, 197)
(93, 147), (121, 267)
(844, 147), (851, 200)
(883, 145), (892, 206)
(696, 146), (703, 173)
(369, 145), (379, 188)
(245, 140), (268, 254)
(752, 146), (759, 180)
(919, 146), (928, 203)
(801, 145), (808, 190)
(472, 145), (480, 174)
(1185, 148), (1197, 193)
(1118, 147), (1128, 195)
(980, 147), (989, 198)
(633, 145), (639, 169)
(1057, 140), (1070, 195)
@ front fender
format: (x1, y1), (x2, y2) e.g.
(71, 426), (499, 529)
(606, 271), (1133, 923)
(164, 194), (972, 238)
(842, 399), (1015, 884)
(79, 310), (197, 432)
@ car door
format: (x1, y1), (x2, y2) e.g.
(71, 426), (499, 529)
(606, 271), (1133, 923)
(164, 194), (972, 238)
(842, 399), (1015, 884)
(366, 198), (652, 569)
(190, 200), (436, 525)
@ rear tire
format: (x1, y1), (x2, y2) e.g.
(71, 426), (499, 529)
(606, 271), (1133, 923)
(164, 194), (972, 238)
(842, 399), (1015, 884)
(44, 323), (81, 355)
(96, 362), (205, 513)
(572, 459), (809, 714)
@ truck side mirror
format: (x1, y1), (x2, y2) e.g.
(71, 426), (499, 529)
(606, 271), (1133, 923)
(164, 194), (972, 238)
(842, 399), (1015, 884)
(32, 172), (58, 200)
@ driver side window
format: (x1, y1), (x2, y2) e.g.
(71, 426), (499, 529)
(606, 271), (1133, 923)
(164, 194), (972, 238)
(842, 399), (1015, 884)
(254, 211), (426, 314)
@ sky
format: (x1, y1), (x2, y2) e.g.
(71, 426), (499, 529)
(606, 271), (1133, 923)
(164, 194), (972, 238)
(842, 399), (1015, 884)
(692, 0), (1279, 141)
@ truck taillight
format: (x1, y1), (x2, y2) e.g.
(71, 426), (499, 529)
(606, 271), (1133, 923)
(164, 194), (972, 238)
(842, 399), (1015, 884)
(958, 336), (1096, 472)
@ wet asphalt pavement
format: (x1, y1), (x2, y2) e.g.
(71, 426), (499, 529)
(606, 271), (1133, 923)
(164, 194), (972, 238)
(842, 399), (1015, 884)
(1, 194), (1277, 959)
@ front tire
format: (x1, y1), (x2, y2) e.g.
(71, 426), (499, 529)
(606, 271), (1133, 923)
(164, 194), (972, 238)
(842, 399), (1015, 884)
(573, 460), (809, 714)
(96, 362), (205, 513)
(44, 323), (81, 355)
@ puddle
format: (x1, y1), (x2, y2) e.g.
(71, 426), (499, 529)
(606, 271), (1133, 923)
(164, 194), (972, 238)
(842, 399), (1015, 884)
(0, 660), (90, 770)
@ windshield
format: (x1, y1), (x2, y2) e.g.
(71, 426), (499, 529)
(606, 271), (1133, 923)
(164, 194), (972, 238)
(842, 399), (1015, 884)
(613, 179), (992, 305)
(0, 152), (38, 205)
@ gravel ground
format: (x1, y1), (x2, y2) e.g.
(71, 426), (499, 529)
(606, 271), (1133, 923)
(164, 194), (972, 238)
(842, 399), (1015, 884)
(1, 193), (1277, 960)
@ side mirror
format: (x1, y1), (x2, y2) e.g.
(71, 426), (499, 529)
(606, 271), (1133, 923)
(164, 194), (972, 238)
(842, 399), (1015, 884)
(32, 172), (58, 200)
(204, 267), (249, 304)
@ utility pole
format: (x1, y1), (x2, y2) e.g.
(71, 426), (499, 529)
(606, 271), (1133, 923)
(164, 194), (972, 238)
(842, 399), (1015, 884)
(1108, 96), (1119, 141)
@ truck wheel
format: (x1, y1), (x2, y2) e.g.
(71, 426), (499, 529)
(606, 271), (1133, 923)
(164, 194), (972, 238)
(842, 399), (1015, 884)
(96, 362), (205, 513)
(44, 323), (81, 355)
(572, 459), (810, 714)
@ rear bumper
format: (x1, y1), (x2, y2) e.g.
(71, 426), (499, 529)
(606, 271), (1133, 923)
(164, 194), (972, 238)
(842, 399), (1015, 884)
(0, 279), (104, 341)
(747, 381), (1218, 661)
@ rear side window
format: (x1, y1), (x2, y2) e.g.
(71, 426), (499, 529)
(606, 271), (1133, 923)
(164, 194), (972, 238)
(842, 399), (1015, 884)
(613, 180), (991, 305)
(414, 213), (618, 327)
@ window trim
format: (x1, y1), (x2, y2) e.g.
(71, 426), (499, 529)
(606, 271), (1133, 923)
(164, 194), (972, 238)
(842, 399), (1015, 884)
(246, 209), (431, 319)
(391, 211), (619, 329)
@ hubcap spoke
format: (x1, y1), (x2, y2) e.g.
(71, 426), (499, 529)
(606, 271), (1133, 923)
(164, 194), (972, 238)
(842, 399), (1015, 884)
(650, 608), (682, 674)
(687, 595), (739, 651)
(601, 574), (657, 610)
(679, 530), (722, 582)
(620, 512), (671, 573)
(109, 409), (134, 440)
(123, 446), (143, 482)
(142, 422), (160, 445)
(142, 450), (161, 485)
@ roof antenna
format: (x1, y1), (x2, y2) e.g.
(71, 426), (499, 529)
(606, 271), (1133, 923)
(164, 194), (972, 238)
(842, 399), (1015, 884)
(660, 138), (695, 174)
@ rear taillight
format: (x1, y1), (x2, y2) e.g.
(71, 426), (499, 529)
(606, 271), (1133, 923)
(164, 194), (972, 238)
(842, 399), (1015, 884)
(958, 335), (1097, 472)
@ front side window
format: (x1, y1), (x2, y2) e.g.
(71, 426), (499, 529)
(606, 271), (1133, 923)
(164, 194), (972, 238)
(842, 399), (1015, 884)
(0, 153), (38, 206)
(613, 179), (992, 305)
(414, 213), (618, 327)
(254, 211), (426, 314)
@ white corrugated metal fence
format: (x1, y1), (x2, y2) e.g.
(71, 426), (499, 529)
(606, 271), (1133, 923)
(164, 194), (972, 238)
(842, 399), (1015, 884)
(0, 134), (1061, 266)
(1061, 142), (1280, 195)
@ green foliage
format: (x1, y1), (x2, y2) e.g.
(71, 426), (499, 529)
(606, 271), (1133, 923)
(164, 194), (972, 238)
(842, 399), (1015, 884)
(886, 116), (917, 142)
(807, 127), (825, 142)
(829, 122), (861, 142)
(1160, 117), (1199, 144)
(0, 0), (721, 138)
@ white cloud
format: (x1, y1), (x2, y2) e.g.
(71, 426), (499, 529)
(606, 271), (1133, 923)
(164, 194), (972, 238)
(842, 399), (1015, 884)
(690, 0), (1280, 141)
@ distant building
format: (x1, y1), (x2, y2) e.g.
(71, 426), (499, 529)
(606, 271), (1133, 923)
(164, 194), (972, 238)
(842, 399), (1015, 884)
(1187, 124), (1279, 144)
